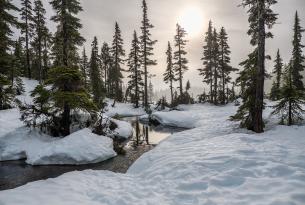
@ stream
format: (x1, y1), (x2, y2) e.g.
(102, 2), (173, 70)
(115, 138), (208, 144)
(0, 116), (185, 190)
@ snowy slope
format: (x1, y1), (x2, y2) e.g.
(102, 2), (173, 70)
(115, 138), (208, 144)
(105, 99), (146, 117)
(1, 102), (304, 205)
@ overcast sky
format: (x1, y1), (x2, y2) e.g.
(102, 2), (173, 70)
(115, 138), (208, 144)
(12, 0), (305, 90)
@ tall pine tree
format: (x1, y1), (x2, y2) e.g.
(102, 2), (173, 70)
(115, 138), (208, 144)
(218, 27), (236, 104)
(140, 0), (157, 109)
(0, 0), (19, 110)
(199, 21), (214, 103)
(291, 11), (305, 91)
(174, 24), (188, 97)
(20, 0), (34, 79)
(127, 31), (143, 108)
(233, 0), (277, 132)
(211, 28), (220, 104)
(89, 37), (104, 107)
(80, 47), (89, 89)
(270, 49), (283, 101)
(164, 42), (175, 105)
(32, 0), (49, 83)
(100, 42), (112, 95)
(110, 22), (125, 102)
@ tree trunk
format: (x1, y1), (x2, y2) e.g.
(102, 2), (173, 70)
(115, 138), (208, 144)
(25, 6), (31, 79)
(253, 0), (265, 133)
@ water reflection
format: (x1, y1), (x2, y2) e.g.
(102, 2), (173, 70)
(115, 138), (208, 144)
(122, 116), (186, 148)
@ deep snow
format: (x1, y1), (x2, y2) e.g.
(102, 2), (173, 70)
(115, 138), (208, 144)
(1, 99), (305, 204)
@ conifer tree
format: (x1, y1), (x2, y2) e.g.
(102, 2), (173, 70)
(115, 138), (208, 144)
(20, 0), (34, 79)
(174, 24), (188, 97)
(272, 62), (305, 125)
(32, 0), (48, 83)
(80, 47), (89, 89)
(110, 22), (125, 102)
(89, 37), (104, 107)
(11, 39), (25, 95)
(199, 21), (214, 103)
(127, 31), (143, 108)
(212, 28), (220, 104)
(218, 27), (236, 104)
(48, 0), (87, 136)
(291, 11), (305, 91)
(163, 42), (175, 105)
(270, 49), (283, 100)
(0, 0), (19, 109)
(233, 0), (277, 132)
(140, 0), (157, 109)
(186, 80), (191, 92)
(100, 42), (112, 95)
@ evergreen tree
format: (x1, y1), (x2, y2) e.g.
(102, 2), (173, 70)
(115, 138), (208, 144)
(270, 49), (283, 100)
(163, 42), (175, 105)
(233, 0), (277, 133)
(50, 0), (85, 67)
(186, 80), (191, 92)
(199, 21), (214, 103)
(212, 28), (220, 104)
(32, 0), (48, 83)
(291, 11), (305, 91)
(49, 0), (87, 136)
(148, 81), (154, 103)
(20, 0), (34, 79)
(89, 37), (104, 107)
(127, 31), (143, 108)
(174, 24), (188, 97)
(11, 39), (25, 95)
(0, 0), (19, 109)
(272, 62), (305, 125)
(140, 0), (157, 109)
(100, 42), (112, 95)
(80, 47), (89, 89)
(218, 27), (236, 104)
(110, 22), (125, 102)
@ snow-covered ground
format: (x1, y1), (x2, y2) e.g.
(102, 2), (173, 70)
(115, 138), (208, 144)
(105, 99), (146, 117)
(0, 79), (120, 165)
(1, 99), (305, 204)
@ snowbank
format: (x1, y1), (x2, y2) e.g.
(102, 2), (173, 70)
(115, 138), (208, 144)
(112, 119), (133, 139)
(1, 102), (305, 205)
(105, 99), (146, 117)
(0, 128), (116, 165)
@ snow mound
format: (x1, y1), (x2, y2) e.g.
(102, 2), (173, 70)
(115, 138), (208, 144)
(0, 128), (116, 165)
(112, 119), (133, 139)
(105, 99), (146, 117)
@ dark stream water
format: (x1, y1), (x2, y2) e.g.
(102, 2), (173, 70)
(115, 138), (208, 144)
(0, 117), (185, 190)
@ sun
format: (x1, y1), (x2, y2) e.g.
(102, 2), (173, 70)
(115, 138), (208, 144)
(178, 7), (204, 37)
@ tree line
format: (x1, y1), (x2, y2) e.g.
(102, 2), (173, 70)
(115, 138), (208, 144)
(0, 0), (305, 137)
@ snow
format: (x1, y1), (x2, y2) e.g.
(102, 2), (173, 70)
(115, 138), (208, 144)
(1, 102), (305, 205)
(0, 128), (116, 165)
(112, 118), (133, 139)
(105, 99), (146, 117)
(0, 78), (117, 165)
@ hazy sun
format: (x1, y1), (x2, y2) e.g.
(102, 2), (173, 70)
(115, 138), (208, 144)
(178, 7), (204, 37)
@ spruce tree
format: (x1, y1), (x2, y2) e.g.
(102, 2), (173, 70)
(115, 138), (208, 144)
(100, 42), (112, 95)
(127, 31), (143, 108)
(199, 21), (214, 103)
(234, 0), (277, 132)
(11, 39), (25, 95)
(270, 49), (283, 100)
(174, 24), (188, 97)
(110, 22), (125, 102)
(20, 0), (34, 79)
(212, 28), (220, 104)
(140, 0), (157, 109)
(272, 62), (305, 125)
(0, 0), (19, 109)
(218, 27), (236, 104)
(49, 0), (87, 136)
(163, 42), (175, 105)
(291, 11), (305, 91)
(80, 47), (89, 89)
(32, 0), (48, 83)
(89, 37), (104, 107)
